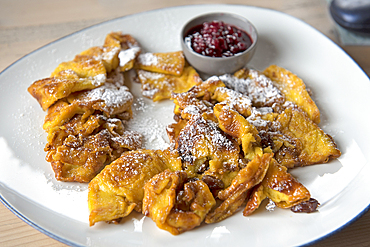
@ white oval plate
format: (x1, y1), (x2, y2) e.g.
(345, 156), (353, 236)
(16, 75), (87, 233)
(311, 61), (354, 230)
(1, 4), (370, 247)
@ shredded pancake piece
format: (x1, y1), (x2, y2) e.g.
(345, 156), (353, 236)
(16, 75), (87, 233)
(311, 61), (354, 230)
(136, 51), (185, 76)
(88, 149), (171, 226)
(28, 32), (143, 183)
(142, 170), (216, 235)
(243, 158), (311, 216)
(137, 65), (202, 101)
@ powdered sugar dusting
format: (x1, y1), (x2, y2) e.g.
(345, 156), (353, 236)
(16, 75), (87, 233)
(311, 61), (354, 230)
(125, 97), (170, 150)
(90, 73), (106, 86)
(219, 70), (285, 107)
(119, 46), (141, 67)
(183, 105), (202, 116)
(111, 130), (142, 150)
(214, 87), (252, 115)
(137, 70), (167, 99)
(102, 47), (120, 62)
(218, 70), (287, 128)
(84, 85), (133, 110)
(76, 69), (133, 115)
(138, 70), (166, 80)
(137, 53), (159, 66)
(45, 173), (88, 192)
(265, 199), (276, 212)
(137, 52), (184, 75)
(177, 112), (238, 164)
(247, 107), (272, 128)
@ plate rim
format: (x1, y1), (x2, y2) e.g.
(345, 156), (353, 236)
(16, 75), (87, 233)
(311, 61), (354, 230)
(0, 191), (82, 247)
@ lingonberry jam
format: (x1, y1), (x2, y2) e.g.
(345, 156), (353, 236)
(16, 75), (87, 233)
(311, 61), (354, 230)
(184, 20), (252, 58)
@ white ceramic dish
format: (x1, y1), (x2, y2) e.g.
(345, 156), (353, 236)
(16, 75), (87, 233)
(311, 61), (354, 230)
(1, 4), (370, 247)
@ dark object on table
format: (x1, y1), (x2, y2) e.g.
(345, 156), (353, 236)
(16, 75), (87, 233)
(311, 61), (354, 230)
(330, 0), (370, 34)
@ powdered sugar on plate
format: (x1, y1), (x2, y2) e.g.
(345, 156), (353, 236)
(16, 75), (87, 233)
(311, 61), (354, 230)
(125, 97), (171, 150)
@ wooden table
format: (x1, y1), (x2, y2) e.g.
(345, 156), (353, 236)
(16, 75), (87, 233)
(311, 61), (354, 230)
(1, 0), (369, 246)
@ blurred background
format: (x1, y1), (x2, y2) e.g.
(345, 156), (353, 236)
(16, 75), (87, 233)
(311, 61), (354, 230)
(1, 0), (369, 76)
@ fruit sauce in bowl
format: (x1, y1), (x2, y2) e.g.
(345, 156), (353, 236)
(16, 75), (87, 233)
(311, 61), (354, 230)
(181, 12), (258, 76)
(184, 20), (253, 58)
